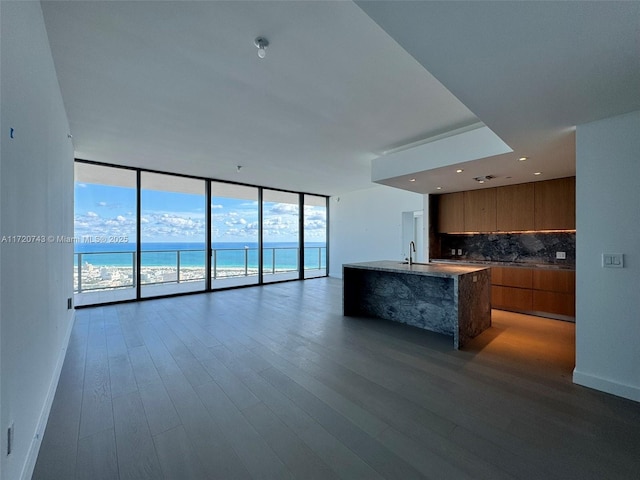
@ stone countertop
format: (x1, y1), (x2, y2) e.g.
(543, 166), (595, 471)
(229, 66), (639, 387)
(430, 259), (575, 271)
(342, 260), (490, 278)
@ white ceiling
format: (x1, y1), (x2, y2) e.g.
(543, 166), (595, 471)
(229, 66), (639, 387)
(42, 1), (640, 196)
(359, 0), (640, 193)
(42, 0), (479, 196)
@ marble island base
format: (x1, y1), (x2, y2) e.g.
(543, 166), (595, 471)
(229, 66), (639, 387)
(343, 261), (491, 349)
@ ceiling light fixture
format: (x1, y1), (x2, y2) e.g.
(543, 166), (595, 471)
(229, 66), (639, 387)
(436, 186), (442, 190)
(409, 178), (416, 182)
(456, 169), (464, 173)
(254, 37), (269, 59)
(534, 172), (542, 176)
(519, 156), (528, 161)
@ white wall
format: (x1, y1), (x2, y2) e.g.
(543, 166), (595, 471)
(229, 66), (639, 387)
(1, 2), (75, 479)
(329, 185), (423, 277)
(574, 110), (640, 402)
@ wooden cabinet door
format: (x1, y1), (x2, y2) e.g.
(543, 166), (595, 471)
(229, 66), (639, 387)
(496, 183), (534, 231)
(533, 291), (576, 316)
(534, 177), (576, 230)
(532, 269), (575, 293)
(492, 286), (533, 311)
(492, 267), (533, 288)
(437, 192), (465, 233)
(463, 188), (496, 232)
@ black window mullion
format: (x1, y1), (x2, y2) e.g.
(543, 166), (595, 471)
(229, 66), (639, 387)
(258, 187), (264, 285)
(136, 170), (142, 300)
(205, 180), (212, 291)
(299, 194), (304, 280)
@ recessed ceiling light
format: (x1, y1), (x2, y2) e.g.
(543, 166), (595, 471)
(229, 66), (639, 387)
(436, 186), (442, 190)
(409, 178), (416, 182)
(456, 169), (464, 173)
(534, 172), (542, 175)
(519, 156), (528, 161)
(478, 180), (485, 184)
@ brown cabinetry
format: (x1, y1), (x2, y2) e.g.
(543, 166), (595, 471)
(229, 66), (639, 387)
(436, 177), (575, 233)
(437, 192), (465, 233)
(496, 183), (535, 231)
(492, 286), (533, 311)
(492, 266), (532, 288)
(463, 188), (496, 232)
(532, 269), (576, 316)
(534, 177), (575, 230)
(491, 266), (575, 318)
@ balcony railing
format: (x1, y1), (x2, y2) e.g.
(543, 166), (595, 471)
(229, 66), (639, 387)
(74, 246), (326, 293)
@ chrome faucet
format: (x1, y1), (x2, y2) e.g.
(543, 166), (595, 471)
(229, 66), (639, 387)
(408, 241), (416, 265)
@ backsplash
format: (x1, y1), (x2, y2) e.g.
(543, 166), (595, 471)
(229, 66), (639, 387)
(437, 232), (576, 266)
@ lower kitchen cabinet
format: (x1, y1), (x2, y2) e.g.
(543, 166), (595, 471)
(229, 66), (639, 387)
(533, 290), (575, 317)
(492, 285), (533, 311)
(491, 266), (575, 319)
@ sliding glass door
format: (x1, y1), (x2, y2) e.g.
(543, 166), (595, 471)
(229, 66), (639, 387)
(140, 172), (206, 298)
(210, 182), (260, 289)
(73, 163), (137, 306)
(303, 195), (327, 278)
(262, 190), (300, 283)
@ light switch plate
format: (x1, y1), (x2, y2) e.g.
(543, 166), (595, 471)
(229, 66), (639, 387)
(451, 249), (456, 255)
(457, 249), (463, 255)
(556, 251), (566, 259)
(602, 253), (624, 268)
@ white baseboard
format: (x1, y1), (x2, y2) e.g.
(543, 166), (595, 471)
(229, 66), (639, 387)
(573, 368), (640, 403)
(20, 309), (76, 480)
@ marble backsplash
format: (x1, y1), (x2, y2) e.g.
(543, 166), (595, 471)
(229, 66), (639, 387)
(438, 232), (575, 266)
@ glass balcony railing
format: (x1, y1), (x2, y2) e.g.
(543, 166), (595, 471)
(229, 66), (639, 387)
(74, 246), (326, 293)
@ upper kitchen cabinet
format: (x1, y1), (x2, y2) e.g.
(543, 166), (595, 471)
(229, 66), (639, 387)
(464, 188), (496, 232)
(496, 183), (535, 231)
(437, 192), (465, 233)
(534, 177), (576, 230)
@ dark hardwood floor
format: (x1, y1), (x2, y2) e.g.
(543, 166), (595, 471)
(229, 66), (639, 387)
(33, 278), (640, 479)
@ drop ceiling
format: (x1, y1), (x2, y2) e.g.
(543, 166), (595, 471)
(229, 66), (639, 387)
(41, 1), (640, 196)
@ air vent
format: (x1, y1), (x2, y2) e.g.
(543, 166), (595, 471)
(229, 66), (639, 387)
(474, 175), (495, 183)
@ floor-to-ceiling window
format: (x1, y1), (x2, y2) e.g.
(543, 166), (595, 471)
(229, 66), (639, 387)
(74, 163), (137, 306)
(74, 161), (328, 306)
(303, 194), (328, 278)
(211, 182), (260, 289)
(262, 190), (300, 283)
(140, 172), (206, 298)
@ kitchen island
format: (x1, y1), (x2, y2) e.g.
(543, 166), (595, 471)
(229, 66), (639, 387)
(343, 261), (491, 349)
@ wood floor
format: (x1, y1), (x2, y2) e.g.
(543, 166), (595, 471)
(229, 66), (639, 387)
(33, 278), (640, 480)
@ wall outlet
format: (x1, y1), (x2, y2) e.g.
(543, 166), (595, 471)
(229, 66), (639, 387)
(457, 249), (463, 255)
(556, 251), (566, 259)
(451, 249), (456, 255)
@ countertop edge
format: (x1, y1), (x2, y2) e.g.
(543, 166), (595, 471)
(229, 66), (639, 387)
(343, 261), (490, 278)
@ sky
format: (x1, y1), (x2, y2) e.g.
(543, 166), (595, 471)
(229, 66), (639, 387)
(74, 183), (326, 244)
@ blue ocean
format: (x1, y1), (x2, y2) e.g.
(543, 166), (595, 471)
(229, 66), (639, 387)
(74, 242), (326, 270)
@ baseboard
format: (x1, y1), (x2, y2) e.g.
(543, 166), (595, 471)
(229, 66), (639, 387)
(20, 309), (76, 480)
(573, 368), (640, 403)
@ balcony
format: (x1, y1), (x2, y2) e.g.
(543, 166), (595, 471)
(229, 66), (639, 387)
(74, 246), (326, 306)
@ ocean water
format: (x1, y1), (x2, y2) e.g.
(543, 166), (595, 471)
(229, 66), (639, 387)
(75, 242), (326, 270)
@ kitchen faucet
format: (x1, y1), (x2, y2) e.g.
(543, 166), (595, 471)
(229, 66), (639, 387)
(408, 241), (416, 265)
